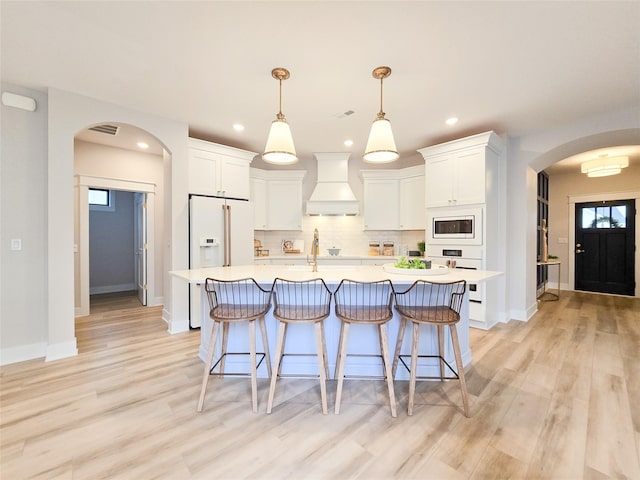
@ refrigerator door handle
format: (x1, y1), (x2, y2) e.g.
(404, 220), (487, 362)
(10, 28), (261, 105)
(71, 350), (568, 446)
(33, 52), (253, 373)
(226, 205), (232, 266)
(223, 204), (231, 266)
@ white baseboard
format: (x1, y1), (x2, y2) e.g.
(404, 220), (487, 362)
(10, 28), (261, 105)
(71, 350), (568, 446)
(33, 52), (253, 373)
(45, 339), (78, 362)
(0, 342), (47, 365)
(90, 283), (136, 295)
(147, 296), (164, 307)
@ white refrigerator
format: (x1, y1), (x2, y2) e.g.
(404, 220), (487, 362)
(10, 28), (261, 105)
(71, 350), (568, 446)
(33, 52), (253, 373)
(189, 194), (254, 328)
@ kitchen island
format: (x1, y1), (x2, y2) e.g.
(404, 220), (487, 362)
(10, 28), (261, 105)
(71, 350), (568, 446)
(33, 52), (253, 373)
(171, 263), (501, 380)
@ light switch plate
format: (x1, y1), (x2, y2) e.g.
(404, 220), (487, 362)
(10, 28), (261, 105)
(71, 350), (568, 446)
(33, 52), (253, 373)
(558, 237), (568, 244)
(11, 239), (22, 251)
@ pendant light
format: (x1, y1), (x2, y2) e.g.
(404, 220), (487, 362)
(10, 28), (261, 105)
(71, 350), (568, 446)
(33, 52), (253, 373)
(363, 66), (399, 163)
(263, 67), (298, 165)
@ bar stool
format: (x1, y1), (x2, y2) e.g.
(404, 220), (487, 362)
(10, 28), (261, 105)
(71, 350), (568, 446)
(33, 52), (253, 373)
(197, 277), (272, 413)
(393, 279), (469, 417)
(334, 279), (397, 417)
(266, 278), (332, 414)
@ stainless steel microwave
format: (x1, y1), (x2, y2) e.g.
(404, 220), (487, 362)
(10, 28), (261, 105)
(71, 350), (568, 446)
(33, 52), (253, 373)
(428, 208), (483, 244)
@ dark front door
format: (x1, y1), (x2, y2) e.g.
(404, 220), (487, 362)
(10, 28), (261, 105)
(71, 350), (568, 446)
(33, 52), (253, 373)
(575, 200), (635, 295)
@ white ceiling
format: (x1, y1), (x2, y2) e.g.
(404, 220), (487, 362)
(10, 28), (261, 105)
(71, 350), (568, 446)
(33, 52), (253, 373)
(2, 1), (639, 170)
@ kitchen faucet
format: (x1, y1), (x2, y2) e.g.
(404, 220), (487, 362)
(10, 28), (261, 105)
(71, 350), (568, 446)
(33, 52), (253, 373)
(308, 228), (319, 272)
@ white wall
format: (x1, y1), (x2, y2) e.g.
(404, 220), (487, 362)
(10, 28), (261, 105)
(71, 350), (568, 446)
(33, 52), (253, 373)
(0, 86), (189, 365)
(0, 84), (49, 364)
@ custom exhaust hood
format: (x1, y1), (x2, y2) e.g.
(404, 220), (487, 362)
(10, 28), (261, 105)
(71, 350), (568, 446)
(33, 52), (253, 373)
(306, 153), (359, 216)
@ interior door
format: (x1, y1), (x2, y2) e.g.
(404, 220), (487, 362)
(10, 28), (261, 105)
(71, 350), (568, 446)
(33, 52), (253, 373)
(575, 200), (635, 295)
(134, 192), (148, 305)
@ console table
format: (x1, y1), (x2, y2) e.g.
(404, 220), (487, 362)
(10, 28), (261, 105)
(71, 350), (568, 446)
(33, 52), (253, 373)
(537, 260), (561, 301)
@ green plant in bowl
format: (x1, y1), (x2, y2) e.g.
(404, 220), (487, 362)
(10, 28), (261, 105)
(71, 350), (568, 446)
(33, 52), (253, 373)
(394, 256), (427, 269)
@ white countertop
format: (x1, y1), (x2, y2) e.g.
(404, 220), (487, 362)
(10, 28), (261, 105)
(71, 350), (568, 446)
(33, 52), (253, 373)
(171, 263), (502, 285)
(254, 254), (400, 261)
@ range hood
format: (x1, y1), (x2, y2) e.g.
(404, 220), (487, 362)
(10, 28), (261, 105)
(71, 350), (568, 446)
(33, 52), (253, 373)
(306, 153), (359, 216)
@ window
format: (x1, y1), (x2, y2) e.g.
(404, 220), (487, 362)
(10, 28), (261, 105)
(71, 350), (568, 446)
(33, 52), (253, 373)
(89, 188), (110, 206)
(89, 188), (116, 212)
(536, 171), (549, 288)
(581, 205), (627, 229)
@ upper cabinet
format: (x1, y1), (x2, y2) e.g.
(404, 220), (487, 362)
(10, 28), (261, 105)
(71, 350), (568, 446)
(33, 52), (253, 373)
(251, 169), (306, 231)
(418, 132), (503, 208)
(188, 138), (256, 199)
(361, 165), (425, 230)
(399, 170), (426, 229)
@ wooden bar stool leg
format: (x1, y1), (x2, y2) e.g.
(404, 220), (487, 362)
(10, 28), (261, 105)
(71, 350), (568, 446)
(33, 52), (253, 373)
(249, 319), (258, 413)
(197, 321), (220, 412)
(408, 322), (420, 416)
(379, 324), (397, 418)
(437, 324), (445, 380)
(266, 321), (286, 414)
(392, 317), (407, 377)
(258, 316), (272, 377)
(449, 324), (470, 417)
(334, 321), (345, 379)
(220, 322), (230, 375)
(277, 323), (288, 377)
(320, 321), (330, 380)
(334, 322), (350, 415)
(314, 321), (328, 415)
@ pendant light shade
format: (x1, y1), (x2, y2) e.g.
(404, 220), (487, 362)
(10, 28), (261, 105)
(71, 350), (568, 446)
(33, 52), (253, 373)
(263, 68), (298, 165)
(363, 66), (399, 163)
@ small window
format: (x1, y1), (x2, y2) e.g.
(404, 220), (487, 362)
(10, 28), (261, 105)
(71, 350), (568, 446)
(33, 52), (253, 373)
(89, 188), (110, 206)
(89, 188), (116, 212)
(581, 205), (627, 229)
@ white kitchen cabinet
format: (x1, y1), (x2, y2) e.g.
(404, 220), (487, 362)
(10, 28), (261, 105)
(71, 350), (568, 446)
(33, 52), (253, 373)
(418, 131), (506, 330)
(399, 167), (426, 230)
(362, 176), (399, 230)
(251, 177), (267, 229)
(250, 169), (306, 231)
(188, 138), (255, 199)
(361, 165), (424, 231)
(267, 179), (303, 230)
(423, 148), (485, 207)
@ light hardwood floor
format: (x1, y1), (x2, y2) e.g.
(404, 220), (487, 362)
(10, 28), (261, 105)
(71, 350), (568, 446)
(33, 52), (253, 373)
(1, 291), (639, 479)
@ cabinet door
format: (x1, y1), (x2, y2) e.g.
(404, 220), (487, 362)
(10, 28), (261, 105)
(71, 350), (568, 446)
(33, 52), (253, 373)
(220, 157), (250, 200)
(364, 178), (399, 230)
(454, 149), (485, 205)
(251, 177), (268, 230)
(267, 180), (303, 230)
(425, 155), (453, 207)
(188, 149), (220, 195)
(399, 175), (425, 230)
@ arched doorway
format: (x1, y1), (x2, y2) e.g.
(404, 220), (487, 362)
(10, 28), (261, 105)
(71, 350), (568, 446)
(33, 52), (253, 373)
(73, 122), (165, 316)
(530, 130), (640, 299)
(46, 88), (189, 362)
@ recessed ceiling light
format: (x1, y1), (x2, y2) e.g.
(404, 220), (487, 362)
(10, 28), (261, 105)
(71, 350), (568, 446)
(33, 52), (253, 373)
(233, 123), (245, 132)
(446, 117), (459, 126)
(137, 142), (149, 149)
(344, 139), (354, 147)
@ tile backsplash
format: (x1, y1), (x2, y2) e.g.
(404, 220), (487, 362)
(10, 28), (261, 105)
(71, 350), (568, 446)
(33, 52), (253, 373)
(254, 216), (425, 256)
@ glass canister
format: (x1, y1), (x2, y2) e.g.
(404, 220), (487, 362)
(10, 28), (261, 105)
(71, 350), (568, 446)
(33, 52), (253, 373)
(383, 241), (394, 256)
(369, 241), (380, 256)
